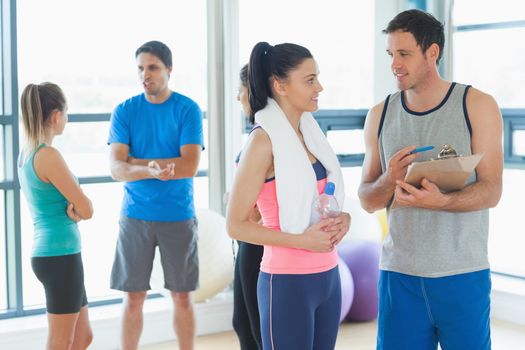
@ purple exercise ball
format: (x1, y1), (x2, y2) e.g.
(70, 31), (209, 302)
(338, 257), (354, 323)
(338, 240), (381, 321)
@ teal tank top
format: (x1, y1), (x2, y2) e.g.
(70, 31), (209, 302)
(18, 144), (81, 257)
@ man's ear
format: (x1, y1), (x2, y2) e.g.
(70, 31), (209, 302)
(427, 43), (440, 62)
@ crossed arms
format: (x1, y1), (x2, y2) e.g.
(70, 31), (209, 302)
(109, 142), (201, 182)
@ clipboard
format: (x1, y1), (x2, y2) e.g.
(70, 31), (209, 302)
(390, 153), (483, 209)
(404, 153), (484, 192)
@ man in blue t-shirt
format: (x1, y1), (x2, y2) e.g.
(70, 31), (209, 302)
(108, 40), (203, 350)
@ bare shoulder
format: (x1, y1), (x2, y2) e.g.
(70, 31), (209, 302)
(465, 87), (502, 142)
(34, 145), (64, 164)
(466, 87), (500, 119)
(363, 99), (387, 141)
(237, 127), (273, 171)
(32, 146), (69, 181)
(368, 100), (386, 121)
(244, 127), (272, 155)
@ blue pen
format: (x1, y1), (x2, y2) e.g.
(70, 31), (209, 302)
(410, 145), (434, 154)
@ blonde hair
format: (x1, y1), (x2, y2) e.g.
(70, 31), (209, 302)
(20, 82), (66, 153)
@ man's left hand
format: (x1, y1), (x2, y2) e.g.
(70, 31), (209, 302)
(394, 178), (449, 209)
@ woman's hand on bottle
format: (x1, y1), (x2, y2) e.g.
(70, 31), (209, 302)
(301, 218), (339, 252)
(324, 212), (351, 247)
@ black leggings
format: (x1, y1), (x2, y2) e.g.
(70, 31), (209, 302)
(233, 241), (264, 350)
(31, 253), (88, 314)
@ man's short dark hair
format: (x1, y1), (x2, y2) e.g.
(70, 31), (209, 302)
(135, 41), (172, 68)
(383, 9), (445, 64)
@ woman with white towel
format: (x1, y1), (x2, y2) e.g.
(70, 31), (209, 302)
(226, 42), (351, 350)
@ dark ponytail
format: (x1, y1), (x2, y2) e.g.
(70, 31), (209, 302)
(248, 42), (273, 123)
(247, 41), (313, 123)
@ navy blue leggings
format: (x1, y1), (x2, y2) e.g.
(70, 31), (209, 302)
(257, 266), (341, 350)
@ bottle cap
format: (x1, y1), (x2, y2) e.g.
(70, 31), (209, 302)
(324, 182), (335, 195)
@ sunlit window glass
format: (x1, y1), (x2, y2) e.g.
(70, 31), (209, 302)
(17, 0), (207, 113)
(513, 130), (525, 157)
(239, 0), (374, 109)
(489, 169), (525, 277)
(327, 130), (365, 155)
(453, 28), (525, 108)
(17, 0), (209, 305)
(0, 127), (4, 181)
(51, 122), (110, 177)
(453, 0), (525, 25)
(0, 190), (6, 310)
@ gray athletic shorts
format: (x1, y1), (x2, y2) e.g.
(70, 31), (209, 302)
(110, 216), (199, 292)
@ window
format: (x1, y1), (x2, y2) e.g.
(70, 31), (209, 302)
(453, 1), (525, 278)
(453, 28), (525, 108)
(17, 0), (207, 112)
(454, 0), (525, 25)
(70, 183), (123, 301)
(327, 130), (365, 156)
(513, 130), (525, 156)
(16, 0), (209, 308)
(52, 122), (110, 177)
(238, 0), (374, 201)
(0, 190), (6, 310)
(489, 168), (525, 277)
(0, 128), (4, 182)
(239, 0), (375, 110)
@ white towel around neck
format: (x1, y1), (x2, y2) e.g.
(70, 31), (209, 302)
(255, 98), (345, 234)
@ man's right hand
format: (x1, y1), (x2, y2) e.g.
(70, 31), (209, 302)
(148, 161), (175, 181)
(385, 145), (419, 185)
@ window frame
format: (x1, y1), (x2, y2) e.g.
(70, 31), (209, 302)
(2, 0), (525, 320)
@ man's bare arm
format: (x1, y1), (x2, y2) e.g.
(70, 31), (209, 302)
(109, 143), (173, 182)
(127, 144), (201, 179)
(358, 101), (417, 212)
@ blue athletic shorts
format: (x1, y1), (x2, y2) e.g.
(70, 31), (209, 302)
(377, 269), (491, 350)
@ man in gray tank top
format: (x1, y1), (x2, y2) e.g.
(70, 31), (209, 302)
(359, 9), (502, 350)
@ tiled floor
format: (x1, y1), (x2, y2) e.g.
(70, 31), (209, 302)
(142, 318), (525, 350)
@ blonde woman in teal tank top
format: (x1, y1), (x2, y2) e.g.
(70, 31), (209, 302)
(18, 83), (94, 350)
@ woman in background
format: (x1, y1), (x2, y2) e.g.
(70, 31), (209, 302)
(232, 64), (264, 350)
(18, 82), (94, 350)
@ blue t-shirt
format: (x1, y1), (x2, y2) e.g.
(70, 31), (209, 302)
(108, 92), (203, 222)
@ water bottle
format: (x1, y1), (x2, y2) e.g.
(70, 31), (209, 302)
(310, 182), (340, 225)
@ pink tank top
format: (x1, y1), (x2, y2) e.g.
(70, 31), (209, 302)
(256, 162), (338, 274)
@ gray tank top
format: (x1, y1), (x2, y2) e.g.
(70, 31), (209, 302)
(378, 82), (489, 277)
